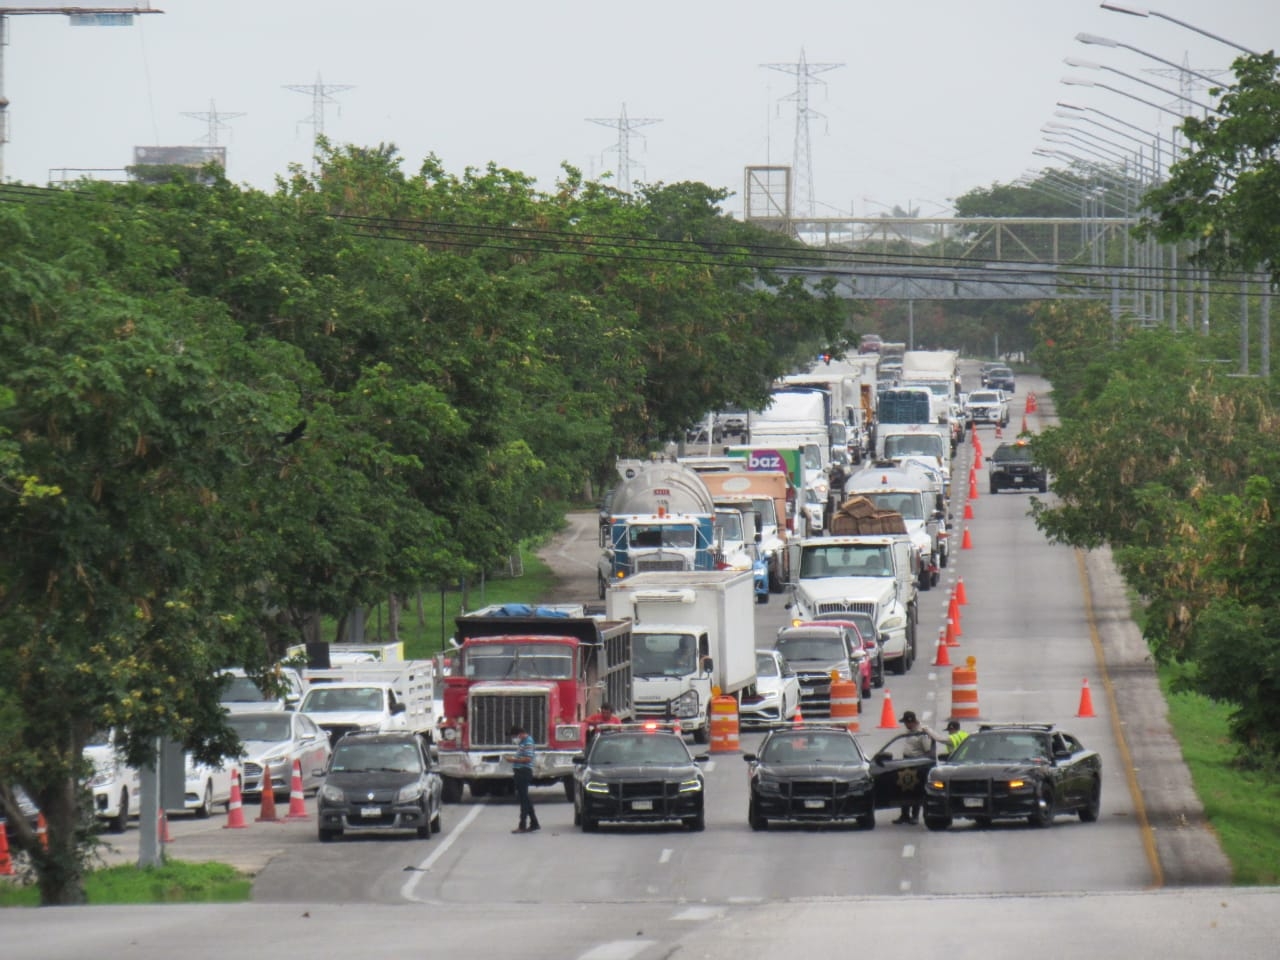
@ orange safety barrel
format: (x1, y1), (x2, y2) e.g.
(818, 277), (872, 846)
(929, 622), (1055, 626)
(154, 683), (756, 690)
(829, 679), (860, 733)
(709, 695), (741, 753)
(951, 656), (980, 719)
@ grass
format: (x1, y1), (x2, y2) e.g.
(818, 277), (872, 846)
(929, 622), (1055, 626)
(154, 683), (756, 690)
(1159, 663), (1280, 885)
(0, 860), (252, 906)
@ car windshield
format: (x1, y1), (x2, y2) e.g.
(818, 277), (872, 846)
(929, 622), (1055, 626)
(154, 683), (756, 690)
(858, 492), (923, 521)
(629, 524), (697, 549)
(950, 733), (1050, 764)
(749, 497), (777, 528)
(991, 443), (1035, 463)
(632, 633), (699, 678)
(589, 735), (691, 765)
(884, 435), (945, 459)
(330, 741), (422, 774)
(775, 636), (845, 662)
(227, 715), (292, 742)
(969, 392), (1000, 404)
(300, 687), (384, 713)
(755, 652), (779, 677)
(221, 676), (271, 703)
(799, 544), (893, 578)
(760, 733), (862, 763)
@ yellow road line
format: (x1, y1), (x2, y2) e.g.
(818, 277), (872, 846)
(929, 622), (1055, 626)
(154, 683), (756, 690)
(1075, 548), (1164, 888)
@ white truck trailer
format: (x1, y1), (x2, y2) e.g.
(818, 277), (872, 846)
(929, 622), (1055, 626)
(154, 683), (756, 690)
(300, 659), (436, 744)
(606, 569), (757, 744)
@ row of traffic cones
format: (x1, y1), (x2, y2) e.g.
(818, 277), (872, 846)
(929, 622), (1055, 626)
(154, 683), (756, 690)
(226, 759), (310, 829)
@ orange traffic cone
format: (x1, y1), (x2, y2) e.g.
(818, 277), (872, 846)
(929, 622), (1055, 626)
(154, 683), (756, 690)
(956, 577), (968, 605)
(224, 768), (248, 829)
(933, 630), (952, 666)
(793, 704), (804, 724)
(963, 500), (974, 520)
(255, 763), (282, 822)
(972, 432), (983, 458)
(961, 527), (973, 550)
(1027, 392), (1038, 414)
(1077, 678), (1097, 718)
(968, 471), (978, 500)
(36, 813), (48, 851)
(157, 808), (173, 844)
(878, 688), (897, 729)
(994, 422), (1003, 440)
(945, 616), (960, 648)
(285, 758), (309, 820)
(948, 592), (962, 636)
(0, 820), (14, 876)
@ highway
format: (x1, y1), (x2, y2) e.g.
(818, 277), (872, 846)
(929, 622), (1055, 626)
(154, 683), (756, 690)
(9, 371), (1276, 959)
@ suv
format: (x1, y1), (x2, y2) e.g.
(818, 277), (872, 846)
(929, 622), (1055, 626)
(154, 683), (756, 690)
(964, 390), (1009, 427)
(986, 366), (1016, 393)
(773, 625), (864, 716)
(572, 724), (708, 832)
(317, 731), (443, 841)
(988, 439), (1047, 494)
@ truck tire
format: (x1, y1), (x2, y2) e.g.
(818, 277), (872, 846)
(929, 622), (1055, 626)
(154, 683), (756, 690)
(693, 723), (710, 746)
(441, 777), (463, 804)
(470, 780), (490, 799)
(562, 777), (575, 803)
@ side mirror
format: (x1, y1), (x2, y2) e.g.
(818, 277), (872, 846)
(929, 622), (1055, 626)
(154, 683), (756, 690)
(571, 754), (586, 765)
(391, 702), (406, 715)
(742, 753), (757, 763)
(873, 752), (892, 765)
(693, 755), (710, 763)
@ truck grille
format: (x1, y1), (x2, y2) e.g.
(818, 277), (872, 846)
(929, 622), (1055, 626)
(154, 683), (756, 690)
(470, 693), (549, 747)
(816, 600), (877, 618)
(635, 558), (688, 572)
(796, 672), (834, 717)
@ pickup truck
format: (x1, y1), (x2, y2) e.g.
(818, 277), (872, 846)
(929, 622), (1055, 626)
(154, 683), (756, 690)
(987, 439), (1047, 494)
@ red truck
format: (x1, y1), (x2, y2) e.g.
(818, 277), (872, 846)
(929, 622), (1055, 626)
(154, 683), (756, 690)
(434, 605), (633, 803)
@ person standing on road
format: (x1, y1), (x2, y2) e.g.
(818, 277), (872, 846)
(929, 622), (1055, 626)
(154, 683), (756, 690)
(946, 719), (969, 753)
(894, 710), (947, 825)
(504, 723), (540, 833)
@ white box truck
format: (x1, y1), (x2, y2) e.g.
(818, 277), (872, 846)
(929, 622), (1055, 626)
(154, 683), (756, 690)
(606, 569), (757, 744)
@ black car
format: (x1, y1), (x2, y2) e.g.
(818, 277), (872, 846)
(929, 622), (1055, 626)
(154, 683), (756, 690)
(986, 366), (1016, 392)
(744, 724), (876, 830)
(987, 439), (1047, 494)
(922, 723), (1102, 830)
(316, 732), (443, 842)
(573, 724), (707, 832)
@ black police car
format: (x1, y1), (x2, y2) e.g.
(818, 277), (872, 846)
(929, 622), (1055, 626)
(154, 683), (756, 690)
(987, 439), (1047, 494)
(922, 723), (1102, 830)
(744, 724), (876, 830)
(316, 731), (443, 842)
(572, 723), (707, 832)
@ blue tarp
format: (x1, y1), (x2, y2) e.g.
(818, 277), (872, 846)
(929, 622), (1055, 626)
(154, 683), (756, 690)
(482, 603), (572, 618)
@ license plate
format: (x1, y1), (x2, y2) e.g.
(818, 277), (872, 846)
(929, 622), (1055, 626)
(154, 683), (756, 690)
(1013, 477), (1024, 484)
(361, 805), (383, 818)
(804, 799), (826, 809)
(963, 797), (985, 808)
(631, 800), (653, 811)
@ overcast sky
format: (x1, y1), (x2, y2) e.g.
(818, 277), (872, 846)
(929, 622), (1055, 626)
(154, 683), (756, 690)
(1, 1), (1273, 217)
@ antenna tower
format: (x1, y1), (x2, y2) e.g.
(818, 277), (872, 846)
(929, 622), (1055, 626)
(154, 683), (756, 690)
(180, 99), (245, 148)
(586, 103), (660, 194)
(283, 72), (354, 165)
(761, 50), (844, 218)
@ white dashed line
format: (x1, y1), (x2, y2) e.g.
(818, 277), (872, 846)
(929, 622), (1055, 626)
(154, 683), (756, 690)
(659, 848), (673, 864)
(673, 905), (725, 921)
(902, 844), (916, 859)
(578, 941), (656, 960)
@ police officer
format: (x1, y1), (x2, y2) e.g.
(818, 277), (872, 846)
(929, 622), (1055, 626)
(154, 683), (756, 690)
(946, 719), (969, 753)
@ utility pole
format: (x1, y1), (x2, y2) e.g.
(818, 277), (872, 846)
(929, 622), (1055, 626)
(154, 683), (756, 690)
(586, 103), (660, 195)
(180, 99), (245, 148)
(761, 50), (843, 218)
(283, 72), (354, 168)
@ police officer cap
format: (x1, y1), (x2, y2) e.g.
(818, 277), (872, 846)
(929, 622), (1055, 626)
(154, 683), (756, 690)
(900, 711), (918, 723)
(946, 719), (961, 732)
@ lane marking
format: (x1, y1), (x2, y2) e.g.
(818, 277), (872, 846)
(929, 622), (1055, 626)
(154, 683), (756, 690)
(902, 844), (916, 859)
(658, 848), (673, 864)
(673, 905), (724, 921)
(899, 880), (912, 892)
(400, 800), (487, 903)
(579, 941), (656, 960)
(1076, 547), (1163, 888)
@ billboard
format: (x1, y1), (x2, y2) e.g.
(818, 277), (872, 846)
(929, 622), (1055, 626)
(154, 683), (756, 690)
(0, 3), (155, 10)
(132, 145), (225, 168)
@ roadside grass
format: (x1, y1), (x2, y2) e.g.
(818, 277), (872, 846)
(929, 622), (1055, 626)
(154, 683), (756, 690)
(1159, 663), (1280, 885)
(0, 860), (251, 906)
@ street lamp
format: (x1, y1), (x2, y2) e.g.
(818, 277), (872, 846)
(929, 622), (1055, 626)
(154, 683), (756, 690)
(1061, 77), (1204, 119)
(1076, 33), (1222, 86)
(1063, 57), (1221, 113)
(1056, 101), (1156, 139)
(1043, 135), (1130, 165)
(1044, 122), (1140, 156)
(1099, 3), (1258, 56)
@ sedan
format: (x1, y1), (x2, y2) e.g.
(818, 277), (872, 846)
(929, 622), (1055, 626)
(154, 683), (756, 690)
(317, 731), (443, 841)
(739, 650), (802, 727)
(794, 618), (878, 699)
(226, 710), (332, 798)
(573, 724), (708, 832)
(922, 723), (1102, 830)
(744, 724), (876, 830)
(178, 756), (234, 819)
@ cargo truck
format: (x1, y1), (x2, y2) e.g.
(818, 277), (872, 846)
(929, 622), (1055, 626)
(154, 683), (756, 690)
(606, 570), (757, 744)
(299, 659), (436, 745)
(435, 606), (633, 802)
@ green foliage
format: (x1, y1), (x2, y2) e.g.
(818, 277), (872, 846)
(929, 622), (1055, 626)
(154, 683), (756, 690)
(0, 860), (252, 907)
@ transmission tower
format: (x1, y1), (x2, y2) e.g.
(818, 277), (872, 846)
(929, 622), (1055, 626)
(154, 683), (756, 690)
(587, 103), (660, 194)
(180, 99), (245, 148)
(1148, 54), (1229, 153)
(283, 72), (354, 164)
(761, 50), (843, 218)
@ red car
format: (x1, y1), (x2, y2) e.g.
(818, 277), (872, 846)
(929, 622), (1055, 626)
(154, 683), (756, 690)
(794, 619), (879, 699)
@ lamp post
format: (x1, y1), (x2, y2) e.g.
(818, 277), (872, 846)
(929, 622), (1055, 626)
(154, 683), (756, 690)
(1076, 33), (1222, 86)
(1099, 3), (1258, 56)
(1061, 77), (1200, 120)
(1063, 58), (1221, 114)
(1057, 100), (1158, 139)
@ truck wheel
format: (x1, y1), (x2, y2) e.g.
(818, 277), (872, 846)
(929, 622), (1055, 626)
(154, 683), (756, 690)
(470, 780), (490, 799)
(441, 778), (463, 804)
(693, 724), (710, 746)
(562, 777), (575, 803)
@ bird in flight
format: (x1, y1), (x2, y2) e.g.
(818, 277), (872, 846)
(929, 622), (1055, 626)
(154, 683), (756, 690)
(276, 419), (307, 446)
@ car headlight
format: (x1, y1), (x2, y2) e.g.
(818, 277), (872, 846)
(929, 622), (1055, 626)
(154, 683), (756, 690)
(757, 690), (779, 703)
(811, 480), (829, 497)
(584, 780), (610, 794)
(320, 783), (345, 803)
(88, 771), (113, 788)
(678, 778), (703, 793)
(881, 613), (905, 633)
(670, 689), (700, 719)
(396, 783), (424, 803)
(836, 664), (852, 681)
(754, 776), (783, 797)
(555, 723), (581, 741)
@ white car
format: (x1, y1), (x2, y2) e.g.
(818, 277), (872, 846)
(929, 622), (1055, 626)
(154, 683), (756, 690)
(179, 755), (234, 819)
(739, 649), (802, 727)
(965, 390), (1010, 427)
(227, 710), (332, 798)
(84, 729), (140, 833)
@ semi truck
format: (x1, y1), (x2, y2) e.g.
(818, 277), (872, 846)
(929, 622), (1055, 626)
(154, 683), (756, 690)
(683, 462), (792, 592)
(843, 462), (949, 589)
(435, 606), (633, 802)
(597, 459), (718, 598)
(605, 569), (757, 744)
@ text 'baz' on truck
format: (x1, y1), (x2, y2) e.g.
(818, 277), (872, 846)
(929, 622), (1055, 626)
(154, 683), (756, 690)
(434, 605), (632, 803)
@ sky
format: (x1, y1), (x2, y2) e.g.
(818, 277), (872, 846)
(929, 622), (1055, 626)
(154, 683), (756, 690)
(1, 1), (1274, 219)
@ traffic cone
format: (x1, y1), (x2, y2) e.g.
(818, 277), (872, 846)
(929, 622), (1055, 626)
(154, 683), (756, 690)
(793, 705), (804, 724)
(956, 577), (968, 605)
(972, 432), (983, 459)
(224, 768), (248, 829)
(157, 808), (173, 844)
(945, 616), (960, 648)
(968, 471), (978, 500)
(963, 500), (974, 520)
(0, 820), (14, 876)
(1076, 678), (1097, 718)
(994, 422), (1003, 440)
(36, 813), (48, 851)
(285, 758), (309, 820)
(961, 527), (973, 550)
(933, 630), (952, 666)
(255, 763), (282, 822)
(949, 592), (962, 636)
(878, 689), (897, 729)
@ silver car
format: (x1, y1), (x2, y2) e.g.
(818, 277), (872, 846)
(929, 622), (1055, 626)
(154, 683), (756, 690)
(227, 711), (332, 798)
